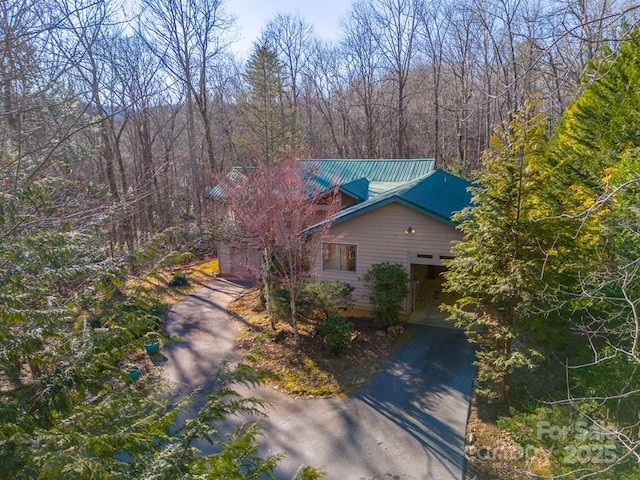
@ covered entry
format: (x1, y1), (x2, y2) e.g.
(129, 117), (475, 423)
(409, 262), (457, 325)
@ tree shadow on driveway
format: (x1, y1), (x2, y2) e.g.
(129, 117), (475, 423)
(161, 279), (475, 480)
(162, 278), (250, 393)
(353, 325), (475, 480)
(246, 325), (475, 480)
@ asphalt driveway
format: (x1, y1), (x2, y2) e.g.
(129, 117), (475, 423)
(162, 278), (475, 480)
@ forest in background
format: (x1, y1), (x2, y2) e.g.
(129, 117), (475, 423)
(2, 0), (638, 251)
(3, 0), (640, 478)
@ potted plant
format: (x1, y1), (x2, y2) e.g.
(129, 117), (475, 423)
(143, 333), (161, 355)
(125, 364), (141, 381)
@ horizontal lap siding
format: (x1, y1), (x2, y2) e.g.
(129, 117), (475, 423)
(217, 241), (232, 276)
(312, 203), (461, 313)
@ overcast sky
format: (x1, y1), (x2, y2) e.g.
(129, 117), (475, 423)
(226, 0), (351, 56)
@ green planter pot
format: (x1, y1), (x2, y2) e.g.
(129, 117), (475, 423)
(144, 341), (160, 355)
(125, 366), (141, 381)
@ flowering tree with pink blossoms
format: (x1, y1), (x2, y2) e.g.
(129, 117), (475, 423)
(216, 154), (337, 349)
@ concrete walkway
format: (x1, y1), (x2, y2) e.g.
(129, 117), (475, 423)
(161, 278), (475, 480)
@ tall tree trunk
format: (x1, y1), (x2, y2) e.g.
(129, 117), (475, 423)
(186, 91), (202, 227)
(289, 289), (301, 350)
(397, 83), (405, 158)
(432, 63), (441, 166)
(263, 247), (276, 330)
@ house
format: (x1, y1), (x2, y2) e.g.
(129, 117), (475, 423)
(209, 159), (473, 321)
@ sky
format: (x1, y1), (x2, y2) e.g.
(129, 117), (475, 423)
(226, 0), (352, 57)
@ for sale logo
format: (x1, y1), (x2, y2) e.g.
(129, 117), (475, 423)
(537, 421), (618, 465)
(466, 421), (619, 466)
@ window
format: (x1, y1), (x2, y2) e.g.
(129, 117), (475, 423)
(322, 243), (356, 272)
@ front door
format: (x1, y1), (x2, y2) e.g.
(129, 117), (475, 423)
(409, 264), (450, 321)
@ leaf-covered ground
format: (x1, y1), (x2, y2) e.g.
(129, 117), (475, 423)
(229, 288), (408, 398)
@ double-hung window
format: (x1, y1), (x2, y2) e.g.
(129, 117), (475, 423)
(322, 243), (356, 272)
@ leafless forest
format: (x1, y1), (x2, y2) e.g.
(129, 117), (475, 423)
(2, 0), (638, 253)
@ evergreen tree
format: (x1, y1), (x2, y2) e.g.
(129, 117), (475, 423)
(0, 157), (319, 479)
(239, 42), (303, 164)
(494, 31), (640, 477)
(545, 31), (640, 216)
(539, 28), (640, 348)
(443, 104), (549, 402)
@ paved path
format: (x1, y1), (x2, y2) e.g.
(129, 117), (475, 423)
(162, 278), (249, 392)
(161, 278), (475, 480)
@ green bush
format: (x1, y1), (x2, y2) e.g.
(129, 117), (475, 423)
(300, 280), (354, 321)
(317, 314), (353, 354)
(270, 281), (355, 323)
(271, 286), (291, 321)
(168, 272), (190, 288)
(149, 302), (170, 319)
(363, 262), (409, 327)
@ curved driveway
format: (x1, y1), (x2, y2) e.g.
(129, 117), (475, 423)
(162, 278), (475, 480)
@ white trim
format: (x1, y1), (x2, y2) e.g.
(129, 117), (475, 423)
(407, 251), (453, 266)
(321, 241), (358, 274)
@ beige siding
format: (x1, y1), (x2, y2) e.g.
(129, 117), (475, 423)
(217, 241), (260, 278)
(214, 202), (233, 276)
(217, 241), (232, 276)
(312, 203), (462, 314)
(214, 203), (262, 278)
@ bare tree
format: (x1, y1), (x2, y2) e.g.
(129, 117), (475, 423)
(140, 0), (233, 225)
(304, 39), (352, 157)
(0, 0), (95, 185)
(264, 13), (313, 112)
(0, 0), (40, 147)
(369, 0), (423, 158)
(417, 0), (449, 165)
(53, 0), (140, 251)
(341, 1), (386, 158)
(113, 34), (169, 238)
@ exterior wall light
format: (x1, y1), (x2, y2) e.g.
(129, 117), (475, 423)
(405, 226), (415, 234)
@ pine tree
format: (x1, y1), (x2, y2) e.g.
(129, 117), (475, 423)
(546, 30), (640, 216)
(443, 103), (549, 402)
(504, 32), (640, 474)
(539, 28), (640, 345)
(0, 158), (318, 479)
(239, 42), (303, 164)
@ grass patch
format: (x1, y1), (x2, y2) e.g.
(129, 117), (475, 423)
(126, 257), (219, 305)
(187, 258), (220, 277)
(230, 288), (406, 398)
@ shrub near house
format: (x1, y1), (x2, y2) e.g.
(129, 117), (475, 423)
(363, 262), (410, 327)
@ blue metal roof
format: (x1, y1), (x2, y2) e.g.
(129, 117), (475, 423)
(305, 159), (435, 191)
(307, 170), (473, 229)
(337, 177), (370, 202)
(209, 160), (472, 231)
(209, 159), (436, 199)
(208, 167), (252, 198)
